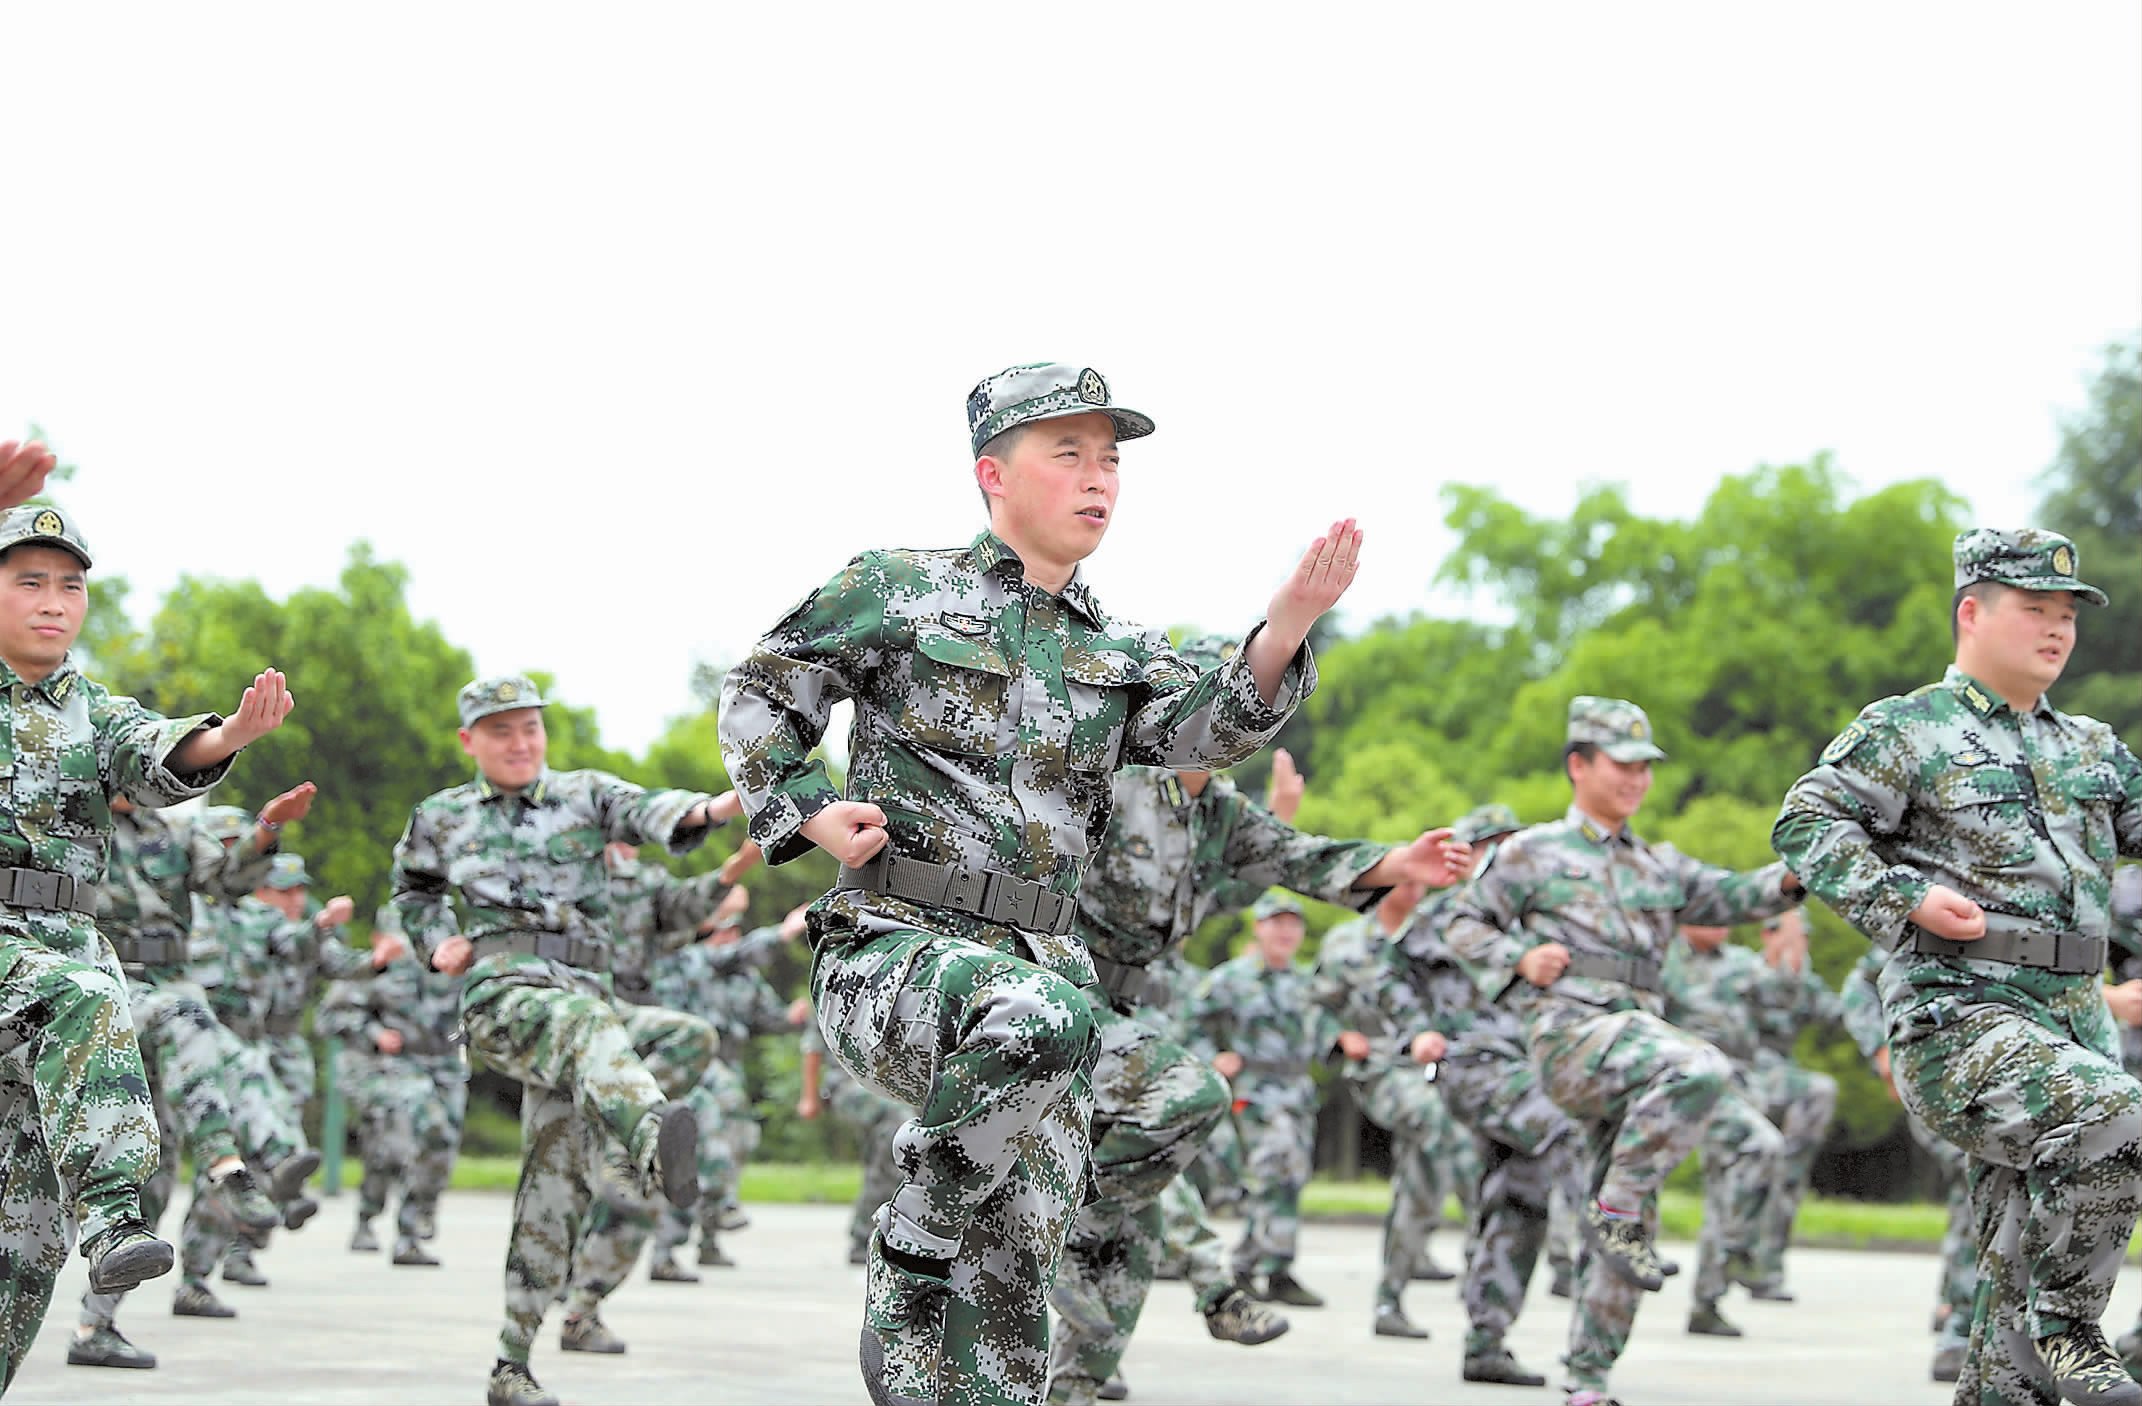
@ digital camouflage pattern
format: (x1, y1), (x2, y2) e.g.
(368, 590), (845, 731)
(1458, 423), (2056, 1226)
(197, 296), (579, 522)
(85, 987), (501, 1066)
(1777, 657), (2142, 1406)
(719, 529), (1311, 1406)
(315, 955), (468, 1253)
(0, 655), (235, 1386)
(605, 853), (737, 998)
(390, 764), (720, 1366)
(964, 363), (1154, 459)
(1186, 951), (1341, 1281)
(1398, 881), (1591, 1361)
(803, 1021), (909, 1260)
(1951, 527), (2106, 605)
(1740, 922), (1842, 1287)
(1445, 804), (1800, 1393)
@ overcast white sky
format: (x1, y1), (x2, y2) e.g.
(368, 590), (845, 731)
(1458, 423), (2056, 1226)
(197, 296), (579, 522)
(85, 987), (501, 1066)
(4, 3), (2136, 752)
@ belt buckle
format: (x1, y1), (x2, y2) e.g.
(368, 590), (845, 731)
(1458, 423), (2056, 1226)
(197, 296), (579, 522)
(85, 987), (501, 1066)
(15, 871), (59, 910)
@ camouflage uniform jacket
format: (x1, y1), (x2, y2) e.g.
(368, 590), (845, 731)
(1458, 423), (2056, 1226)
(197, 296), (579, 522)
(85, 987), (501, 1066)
(717, 530), (1312, 977)
(1773, 666), (2142, 1046)
(1837, 947), (1888, 1059)
(389, 767), (718, 989)
(261, 904), (375, 1036)
(1661, 941), (1781, 1066)
(1308, 914), (1423, 1083)
(206, 895), (288, 1039)
(1751, 952), (1842, 1061)
(648, 925), (783, 1015)
(704, 963), (793, 1063)
(2111, 883), (2142, 1072)
(1446, 804), (1800, 1016)
(315, 953), (465, 1057)
(101, 805), (274, 984)
(1396, 868), (1529, 1062)
(1187, 951), (1342, 1113)
(1078, 766), (1389, 973)
(1133, 952), (1202, 1039)
(0, 655), (234, 955)
(606, 858), (739, 994)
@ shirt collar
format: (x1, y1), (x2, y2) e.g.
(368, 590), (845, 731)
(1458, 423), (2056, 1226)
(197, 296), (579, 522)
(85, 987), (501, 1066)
(477, 768), (552, 805)
(962, 531), (1107, 628)
(0, 653), (80, 703)
(1566, 802), (1638, 848)
(1943, 665), (2053, 721)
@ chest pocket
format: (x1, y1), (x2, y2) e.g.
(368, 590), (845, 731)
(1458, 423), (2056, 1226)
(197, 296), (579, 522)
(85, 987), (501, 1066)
(2061, 763), (2127, 862)
(899, 617), (1012, 757)
(1060, 645), (1137, 773)
(545, 824), (605, 865)
(1936, 768), (2036, 869)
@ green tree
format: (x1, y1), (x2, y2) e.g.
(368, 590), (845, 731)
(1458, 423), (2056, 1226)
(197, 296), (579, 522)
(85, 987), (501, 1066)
(2037, 336), (2141, 736)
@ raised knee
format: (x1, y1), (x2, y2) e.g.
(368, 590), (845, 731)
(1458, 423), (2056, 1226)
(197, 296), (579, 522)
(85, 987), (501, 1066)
(982, 972), (1096, 1077)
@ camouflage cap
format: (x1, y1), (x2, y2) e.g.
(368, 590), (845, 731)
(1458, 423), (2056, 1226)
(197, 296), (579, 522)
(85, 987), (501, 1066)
(199, 805), (252, 842)
(265, 854), (312, 890)
(1249, 890), (1305, 922)
(1455, 803), (1522, 845)
(1172, 632), (1239, 675)
(1953, 528), (2107, 607)
(1568, 696), (1667, 763)
(0, 503), (92, 569)
(458, 674), (548, 728)
(967, 363), (1155, 458)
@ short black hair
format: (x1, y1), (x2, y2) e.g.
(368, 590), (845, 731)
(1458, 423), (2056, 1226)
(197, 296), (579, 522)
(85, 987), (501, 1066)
(1952, 581), (2008, 643)
(976, 424), (1030, 511)
(1563, 740), (1599, 785)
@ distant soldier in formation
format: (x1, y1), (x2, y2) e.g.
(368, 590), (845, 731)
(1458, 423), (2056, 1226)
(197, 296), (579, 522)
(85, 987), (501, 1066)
(799, 1011), (911, 1266)
(1741, 908), (1840, 1298)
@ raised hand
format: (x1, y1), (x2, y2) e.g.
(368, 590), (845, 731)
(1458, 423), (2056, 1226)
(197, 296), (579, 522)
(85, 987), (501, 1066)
(1267, 518), (1363, 643)
(0, 441), (58, 510)
(802, 800), (889, 868)
(1372, 828), (1473, 890)
(1908, 885), (1986, 941)
(223, 670), (296, 750)
(432, 935), (475, 975)
(316, 895), (356, 927)
(1517, 942), (1570, 987)
(1266, 748), (1305, 823)
(717, 839), (764, 885)
(259, 781), (318, 828)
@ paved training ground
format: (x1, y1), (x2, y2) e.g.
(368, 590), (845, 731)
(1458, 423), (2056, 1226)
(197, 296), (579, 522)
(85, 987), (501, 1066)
(17, 1194), (2117, 1404)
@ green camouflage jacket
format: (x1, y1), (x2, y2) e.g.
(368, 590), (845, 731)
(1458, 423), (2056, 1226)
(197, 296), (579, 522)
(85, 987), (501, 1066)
(1397, 867), (1528, 1061)
(1774, 667), (2142, 1046)
(1078, 766), (1389, 970)
(0, 656), (234, 953)
(101, 806), (273, 984)
(390, 767), (718, 984)
(606, 857), (739, 991)
(1308, 914), (1423, 1082)
(1447, 804), (1799, 1013)
(1187, 951), (1342, 1112)
(1751, 951), (1842, 1061)
(717, 531), (1312, 977)
(206, 895), (289, 1039)
(1661, 940), (1781, 1065)
(1837, 946), (1888, 1059)
(315, 953), (465, 1058)
(261, 903), (374, 1035)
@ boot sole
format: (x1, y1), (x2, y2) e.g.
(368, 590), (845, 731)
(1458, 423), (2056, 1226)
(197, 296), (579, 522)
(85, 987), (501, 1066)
(88, 1240), (175, 1295)
(270, 1150), (323, 1203)
(656, 1104), (700, 1210)
(1577, 1212), (1663, 1293)
(860, 1327), (935, 1406)
(1463, 1366), (1548, 1387)
(66, 1349), (158, 1369)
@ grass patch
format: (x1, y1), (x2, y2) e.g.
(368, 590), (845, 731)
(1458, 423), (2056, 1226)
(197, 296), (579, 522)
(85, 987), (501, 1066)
(377, 1159), (1951, 1251)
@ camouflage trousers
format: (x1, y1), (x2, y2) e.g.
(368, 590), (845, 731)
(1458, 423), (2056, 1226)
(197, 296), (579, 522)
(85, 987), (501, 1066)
(1049, 1001), (1235, 1404)
(1186, 1105), (1246, 1211)
(1156, 1173), (1230, 1293)
(179, 1032), (307, 1286)
(551, 1003), (717, 1324)
(1436, 1049), (1592, 1357)
(827, 1071), (908, 1259)
(1227, 1082), (1317, 1281)
(123, 979), (245, 1172)
(461, 969), (704, 1365)
(1691, 1080), (1784, 1307)
(342, 1049), (468, 1245)
(1745, 1052), (1838, 1285)
(266, 1033), (316, 1125)
(1892, 1001), (2142, 1406)
(814, 926), (1098, 1406)
(0, 928), (160, 1392)
(1909, 1107), (1976, 1357)
(1352, 1062), (1480, 1307)
(654, 1053), (753, 1253)
(1522, 995), (1737, 1392)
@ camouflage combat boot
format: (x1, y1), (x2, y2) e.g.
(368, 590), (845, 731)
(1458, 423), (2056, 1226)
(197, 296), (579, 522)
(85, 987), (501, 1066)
(350, 1217), (381, 1253)
(1462, 1346), (1548, 1386)
(269, 1149), (323, 1206)
(221, 1247), (268, 1287)
(1687, 1300), (1742, 1337)
(82, 1222), (175, 1295)
(486, 1358), (560, 1406)
(1372, 1301), (1428, 1340)
(392, 1238), (441, 1267)
(1261, 1269), (1325, 1308)
(206, 1165), (281, 1234)
(716, 1204), (751, 1231)
(66, 1325), (157, 1370)
(861, 1230), (949, 1406)
(2037, 1324), (2142, 1406)
(698, 1236), (736, 1268)
(1202, 1288), (1288, 1346)
(650, 1250), (701, 1283)
(171, 1279), (236, 1319)
(561, 1311), (626, 1354)
(1578, 1202), (1664, 1292)
(1098, 1376), (1128, 1401)
(637, 1101), (700, 1209)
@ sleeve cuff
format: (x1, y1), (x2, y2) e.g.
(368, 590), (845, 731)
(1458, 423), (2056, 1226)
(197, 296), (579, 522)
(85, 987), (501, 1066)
(750, 787), (839, 866)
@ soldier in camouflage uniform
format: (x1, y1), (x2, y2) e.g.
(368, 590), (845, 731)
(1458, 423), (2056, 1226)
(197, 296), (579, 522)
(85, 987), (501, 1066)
(1658, 922), (1789, 1338)
(313, 910), (469, 1267)
(1742, 908), (1841, 1298)
(801, 1012), (912, 1265)
(1447, 697), (1806, 1406)
(1775, 529), (2142, 1406)
(1311, 879), (1483, 1341)
(1838, 942), (1976, 1381)
(2097, 868), (2142, 1374)
(1047, 727), (1465, 1406)
(68, 789), (321, 1366)
(393, 674), (733, 1406)
(1393, 802), (1585, 1389)
(719, 362), (1352, 1406)
(0, 499), (298, 1390)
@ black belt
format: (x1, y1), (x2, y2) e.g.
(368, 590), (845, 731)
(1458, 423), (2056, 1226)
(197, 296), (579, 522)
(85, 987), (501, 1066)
(482, 930), (611, 973)
(1907, 919), (2106, 975)
(1089, 954), (1151, 1006)
(110, 931), (188, 968)
(612, 972), (655, 1006)
(1560, 951), (1662, 990)
(264, 1013), (304, 1037)
(0, 867), (97, 915)
(837, 854), (1077, 937)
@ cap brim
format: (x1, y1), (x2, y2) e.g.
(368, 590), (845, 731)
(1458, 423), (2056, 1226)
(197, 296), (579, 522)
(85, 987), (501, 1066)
(1993, 574), (2109, 608)
(1601, 742), (1667, 763)
(1026, 405), (1156, 443)
(22, 537), (91, 569)
(460, 700), (549, 728)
